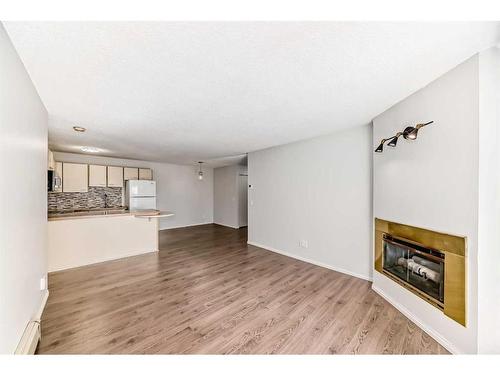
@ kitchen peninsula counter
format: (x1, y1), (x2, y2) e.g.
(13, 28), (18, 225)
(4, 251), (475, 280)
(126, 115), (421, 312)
(48, 208), (161, 221)
(48, 208), (174, 272)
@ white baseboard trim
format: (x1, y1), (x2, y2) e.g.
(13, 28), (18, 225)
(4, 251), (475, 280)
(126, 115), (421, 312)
(15, 289), (49, 355)
(371, 285), (461, 354)
(247, 241), (372, 282)
(159, 221), (213, 231)
(35, 289), (49, 321)
(213, 222), (240, 229)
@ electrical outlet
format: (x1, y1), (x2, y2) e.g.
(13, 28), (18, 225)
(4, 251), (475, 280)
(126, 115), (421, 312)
(299, 240), (308, 249)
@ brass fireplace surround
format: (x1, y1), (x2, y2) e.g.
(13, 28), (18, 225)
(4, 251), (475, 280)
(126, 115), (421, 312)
(375, 218), (467, 326)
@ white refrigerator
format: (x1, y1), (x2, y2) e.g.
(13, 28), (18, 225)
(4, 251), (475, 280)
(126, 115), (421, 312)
(126, 180), (157, 210)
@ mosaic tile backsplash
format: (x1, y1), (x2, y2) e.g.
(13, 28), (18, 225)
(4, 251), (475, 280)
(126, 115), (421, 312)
(48, 187), (123, 211)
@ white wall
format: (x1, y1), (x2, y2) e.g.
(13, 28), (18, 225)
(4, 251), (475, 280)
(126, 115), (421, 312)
(477, 47), (500, 354)
(213, 165), (240, 228)
(0, 25), (48, 353)
(372, 56), (479, 354)
(213, 164), (248, 229)
(248, 125), (372, 280)
(53, 152), (214, 230)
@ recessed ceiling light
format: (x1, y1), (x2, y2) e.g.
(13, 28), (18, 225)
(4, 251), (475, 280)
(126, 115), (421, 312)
(73, 126), (86, 132)
(81, 146), (100, 153)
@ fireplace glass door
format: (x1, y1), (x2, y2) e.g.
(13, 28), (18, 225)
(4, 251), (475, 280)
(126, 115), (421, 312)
(382, 236), (445, 303)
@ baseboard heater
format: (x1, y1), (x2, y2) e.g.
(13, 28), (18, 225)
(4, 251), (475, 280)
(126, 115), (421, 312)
(15, 320), (41, 355)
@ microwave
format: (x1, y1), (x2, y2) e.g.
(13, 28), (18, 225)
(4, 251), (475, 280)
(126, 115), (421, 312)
(48, 170), (62, 192)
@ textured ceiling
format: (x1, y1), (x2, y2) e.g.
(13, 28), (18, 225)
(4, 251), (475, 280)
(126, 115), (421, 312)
(5, 22), (500, 165)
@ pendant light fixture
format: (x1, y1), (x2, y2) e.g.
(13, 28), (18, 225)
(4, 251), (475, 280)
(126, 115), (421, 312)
(197, 161), (204, 180)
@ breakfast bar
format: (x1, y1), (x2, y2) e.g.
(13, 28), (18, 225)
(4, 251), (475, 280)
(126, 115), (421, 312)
(48, 209), (174, 272)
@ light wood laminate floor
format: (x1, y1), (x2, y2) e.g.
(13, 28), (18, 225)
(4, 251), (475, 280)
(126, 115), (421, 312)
(38, 224), (448, 354)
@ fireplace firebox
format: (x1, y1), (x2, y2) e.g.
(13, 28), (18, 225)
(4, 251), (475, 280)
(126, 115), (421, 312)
(383, 235), (445, 304)
(374, 218), (466, 326)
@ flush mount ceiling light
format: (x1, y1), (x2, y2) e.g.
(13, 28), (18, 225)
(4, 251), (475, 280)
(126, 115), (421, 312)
(73, 126), (86, 132)
(198, 161), (204, 180)
(81, 146), (100, 153)
(374, 121), (434, 153)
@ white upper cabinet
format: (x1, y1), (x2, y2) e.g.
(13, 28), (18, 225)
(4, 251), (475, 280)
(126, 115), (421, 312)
(54, 162), (149, 191)
(47, 150), (55, 170)
(124, 167), (139, 181)
(53, 162), (63, 193)
(89, 165), (107, 187)
(107, 166), (124, 187)
(139, 168), (153, 180)
(63, 163), (88, 192)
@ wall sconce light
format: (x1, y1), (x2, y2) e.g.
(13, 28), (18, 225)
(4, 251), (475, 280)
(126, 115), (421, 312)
(387, 132), (403, 147)
(402, 121), (434, 140)
(375, 139), (387, 153)
(374, 121), (433, 153)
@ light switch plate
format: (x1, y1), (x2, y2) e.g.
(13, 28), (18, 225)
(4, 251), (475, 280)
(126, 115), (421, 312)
(40, 276), (47, 291)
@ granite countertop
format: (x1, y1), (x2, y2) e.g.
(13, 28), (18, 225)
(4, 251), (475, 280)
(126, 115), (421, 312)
(48, 207), (161, 221)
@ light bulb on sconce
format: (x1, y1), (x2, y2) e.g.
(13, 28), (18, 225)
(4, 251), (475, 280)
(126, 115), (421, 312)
(402, 121), (433, 140)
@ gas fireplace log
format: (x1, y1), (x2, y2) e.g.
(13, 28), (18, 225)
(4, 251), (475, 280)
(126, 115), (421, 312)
(396, 258), (441, 283)
(412, 255), (441, 273)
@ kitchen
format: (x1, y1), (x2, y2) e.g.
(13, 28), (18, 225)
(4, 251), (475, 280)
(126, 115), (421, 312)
(47, 149), (174, 272)
(3, 18), (499, 359)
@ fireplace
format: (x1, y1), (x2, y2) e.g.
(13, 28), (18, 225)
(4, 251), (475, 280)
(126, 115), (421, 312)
(383, 235), (445, 305)
(374, 218), (466, 326)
